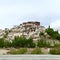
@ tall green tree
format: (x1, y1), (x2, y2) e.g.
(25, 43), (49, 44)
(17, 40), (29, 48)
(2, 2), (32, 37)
(12, 36), (36, 48)
(37, 39), (51, 47)
(0, 38), (4, 48)
(4, 40), (12, 48)
(46, 26), (60, 40)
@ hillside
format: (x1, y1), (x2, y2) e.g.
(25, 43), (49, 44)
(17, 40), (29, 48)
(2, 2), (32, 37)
(0, 21), (60, 55)
(0, 21), (60, 48)
(0, 21), (45, 41)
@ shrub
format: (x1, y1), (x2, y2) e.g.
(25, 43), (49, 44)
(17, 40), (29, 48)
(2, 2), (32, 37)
(37, 39), (51, 47)
(49, 48), (60, 55)
(31, 48), (43, 54)
(39, 32), (44, 36)
(46, 26), (60, 40)
(0, 38), (4, 48)
(12, 36), (36, 48)
(31, 43), (36, 48)
(49, 48), (56, 54)
(4, 40), (12, 48)
(54, 43), (60, 47)
(9, 48), (27, 54)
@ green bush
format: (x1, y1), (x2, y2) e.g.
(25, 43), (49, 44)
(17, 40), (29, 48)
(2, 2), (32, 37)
(37, 39), (51, 47)
(0, 38), (4, 48)
(4, 40), (12, 48)
(49, 48), (56, 54)
(31, 48), (43, 54)
(49, 48), (60, 55)
(54, 43), (60, 47)
(12, 36), (36, 48)
(39, 32), (44, 36)
(9, 48), (27, 54)
(46, 26), (60, 40)
(31, 43), (36, 48)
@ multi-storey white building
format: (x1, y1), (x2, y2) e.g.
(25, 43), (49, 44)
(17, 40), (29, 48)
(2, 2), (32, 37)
(5, 21), (45, 41)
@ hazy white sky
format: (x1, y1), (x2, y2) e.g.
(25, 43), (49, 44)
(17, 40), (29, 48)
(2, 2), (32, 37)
(0, 0), (60, 31)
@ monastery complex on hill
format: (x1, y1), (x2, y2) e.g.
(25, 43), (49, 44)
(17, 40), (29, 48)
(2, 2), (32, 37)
(0, 21), (45, 41)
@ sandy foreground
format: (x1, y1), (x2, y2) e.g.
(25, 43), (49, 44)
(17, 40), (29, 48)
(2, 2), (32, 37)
(0, 49), (10, 55)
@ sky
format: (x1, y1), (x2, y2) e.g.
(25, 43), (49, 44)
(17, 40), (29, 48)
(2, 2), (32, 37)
(0, 0), (60, 32)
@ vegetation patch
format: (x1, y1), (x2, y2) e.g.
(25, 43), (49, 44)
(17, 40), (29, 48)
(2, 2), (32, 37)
(49, 48), (60, 55)
(37, 39), (51, 47)
(46, 26), (60, 40)
(9, 48), (27, 54)
(31, 48), (43, 54)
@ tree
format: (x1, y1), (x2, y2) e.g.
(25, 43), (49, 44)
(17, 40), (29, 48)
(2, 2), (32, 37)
(45, 27), (54, 36)
(39, 32), (44, 36)
(0, 38), (4, 48)
(46, 26), (60, 40)
(12, 36), (36, 48)
(12, 36), (22, 47)
(37, 39), (51, 47)
(4, 40), (12, 48)
(27, 37), (36, 48)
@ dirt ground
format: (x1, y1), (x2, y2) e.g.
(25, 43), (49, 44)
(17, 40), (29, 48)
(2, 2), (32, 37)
(0, 49), (10, 55)
(0, 48), (50, 55)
